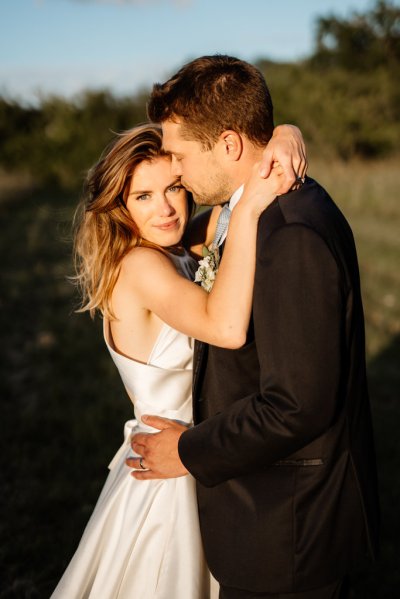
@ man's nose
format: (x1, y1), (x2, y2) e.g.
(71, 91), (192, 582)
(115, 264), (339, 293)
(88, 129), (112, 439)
(171, 156), (183, 178)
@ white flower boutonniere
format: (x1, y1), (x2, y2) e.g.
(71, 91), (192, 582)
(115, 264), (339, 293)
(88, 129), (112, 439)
(194, 245), (220, 292)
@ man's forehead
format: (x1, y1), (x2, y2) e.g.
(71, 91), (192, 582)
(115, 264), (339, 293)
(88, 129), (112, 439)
(161, 120), (194, 152)
(161, 118), (182, 137)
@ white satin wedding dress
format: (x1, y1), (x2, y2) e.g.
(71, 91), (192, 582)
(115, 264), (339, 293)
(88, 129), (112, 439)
(52, 253), (218, 599)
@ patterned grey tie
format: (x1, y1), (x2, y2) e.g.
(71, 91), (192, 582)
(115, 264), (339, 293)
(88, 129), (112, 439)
(212, 204), (231, 249)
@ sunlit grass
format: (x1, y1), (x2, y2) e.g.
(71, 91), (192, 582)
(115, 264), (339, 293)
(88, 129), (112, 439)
(310, 157), (400, 358)
(310, 157), (400, 598)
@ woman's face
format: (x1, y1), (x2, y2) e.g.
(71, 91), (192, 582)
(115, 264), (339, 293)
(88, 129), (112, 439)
(126, 156), (189, 247)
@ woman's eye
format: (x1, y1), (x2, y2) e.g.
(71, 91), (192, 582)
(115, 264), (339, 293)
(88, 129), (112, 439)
(136, 193), (150, 201)
(168, 185), (183, 193)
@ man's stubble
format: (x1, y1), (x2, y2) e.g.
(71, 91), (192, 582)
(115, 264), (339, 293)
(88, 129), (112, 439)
(183, 167), (234, 208)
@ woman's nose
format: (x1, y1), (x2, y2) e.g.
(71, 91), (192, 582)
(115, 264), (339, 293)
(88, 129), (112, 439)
(159, 195), (175, 216)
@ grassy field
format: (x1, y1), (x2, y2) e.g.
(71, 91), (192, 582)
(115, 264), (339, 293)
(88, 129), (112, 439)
(1, 158), (399, 597)
(310, 158), (400, 598)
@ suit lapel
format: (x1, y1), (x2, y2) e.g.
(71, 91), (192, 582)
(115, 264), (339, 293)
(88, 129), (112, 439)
(192, 340), (206, 401)
(193, 340), (211, 423)
(191, 240), (224, 420)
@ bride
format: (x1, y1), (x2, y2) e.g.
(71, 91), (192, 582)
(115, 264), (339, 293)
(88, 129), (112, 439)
(51, 122), (305, 598)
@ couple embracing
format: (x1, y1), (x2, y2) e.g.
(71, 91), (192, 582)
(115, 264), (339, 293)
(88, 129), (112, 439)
(52, 55), (379, 599)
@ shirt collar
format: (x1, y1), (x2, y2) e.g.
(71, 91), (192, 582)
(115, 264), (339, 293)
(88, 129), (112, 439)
(228, 184), (244, 211)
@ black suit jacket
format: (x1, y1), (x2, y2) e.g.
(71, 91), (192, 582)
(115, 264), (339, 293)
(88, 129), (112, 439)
(179, 178), (379, 593)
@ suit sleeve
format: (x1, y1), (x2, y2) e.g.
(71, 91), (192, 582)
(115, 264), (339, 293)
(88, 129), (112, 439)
(179, 223), (344, 487)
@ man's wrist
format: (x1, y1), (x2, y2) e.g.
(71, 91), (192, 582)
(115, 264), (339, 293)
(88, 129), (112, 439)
(177, 427), (192, 475)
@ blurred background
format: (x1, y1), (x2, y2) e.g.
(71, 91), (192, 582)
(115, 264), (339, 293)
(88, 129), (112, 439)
(1, 0), (399, 596)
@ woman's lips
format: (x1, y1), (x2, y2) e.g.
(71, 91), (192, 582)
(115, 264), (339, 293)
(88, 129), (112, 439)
(155, 218), (180, 231)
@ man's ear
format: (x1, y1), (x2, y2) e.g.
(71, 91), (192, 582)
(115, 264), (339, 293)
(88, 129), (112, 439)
(218, 130), (243, 161)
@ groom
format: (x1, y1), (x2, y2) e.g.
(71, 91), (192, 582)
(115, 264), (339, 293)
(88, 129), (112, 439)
(128, 55), (379, 598)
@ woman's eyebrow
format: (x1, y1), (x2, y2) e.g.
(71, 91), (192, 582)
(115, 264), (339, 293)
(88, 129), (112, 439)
(165, 177), (182, 188)
(128, 188), (152, 196)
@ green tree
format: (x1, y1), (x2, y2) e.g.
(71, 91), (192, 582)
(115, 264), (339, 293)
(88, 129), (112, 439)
(0, 90), (148, 189)
(311, 0), (400, 70)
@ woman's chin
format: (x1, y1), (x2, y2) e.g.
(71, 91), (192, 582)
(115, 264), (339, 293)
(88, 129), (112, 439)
(147, 231), (184, 248)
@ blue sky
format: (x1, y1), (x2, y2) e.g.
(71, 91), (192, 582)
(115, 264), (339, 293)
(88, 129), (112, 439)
(0, 0), (386, 103)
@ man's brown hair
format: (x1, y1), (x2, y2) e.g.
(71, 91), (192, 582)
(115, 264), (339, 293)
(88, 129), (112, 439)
(147, 54), (274, 149)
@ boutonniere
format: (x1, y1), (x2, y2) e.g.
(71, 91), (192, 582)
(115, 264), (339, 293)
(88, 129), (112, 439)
(194, 244), (220, 292)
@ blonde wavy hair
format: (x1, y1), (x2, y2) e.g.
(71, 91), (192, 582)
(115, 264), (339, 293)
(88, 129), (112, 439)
(73, 123), (192, 319)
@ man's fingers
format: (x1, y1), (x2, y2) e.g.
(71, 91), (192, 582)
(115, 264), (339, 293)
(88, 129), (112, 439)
(131, 440), (148, 455)
(131, 470), (166, 481)
(126, 456), (148, 470)
(141, 415), (175, 430)
(130, 432), (150, 447)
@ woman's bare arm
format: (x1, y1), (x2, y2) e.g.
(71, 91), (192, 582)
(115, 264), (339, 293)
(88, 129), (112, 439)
(182, 124), (307, 255)
(120, 164), (283, 348)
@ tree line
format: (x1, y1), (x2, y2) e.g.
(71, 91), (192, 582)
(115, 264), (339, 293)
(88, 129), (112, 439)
(0, 0), (399, 191)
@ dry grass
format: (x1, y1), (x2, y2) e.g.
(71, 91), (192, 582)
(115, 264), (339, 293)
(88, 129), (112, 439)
(1, 159), (399, 597)
(310, 156), (400, 358)
(0, 169), (37, 202)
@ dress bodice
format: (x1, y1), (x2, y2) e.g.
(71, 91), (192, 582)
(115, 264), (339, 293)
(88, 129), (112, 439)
(52, 249), (218, 599)
(104, 250), (198, 429)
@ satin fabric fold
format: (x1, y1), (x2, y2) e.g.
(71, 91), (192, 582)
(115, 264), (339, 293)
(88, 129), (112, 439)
(51, 252), (218, 599)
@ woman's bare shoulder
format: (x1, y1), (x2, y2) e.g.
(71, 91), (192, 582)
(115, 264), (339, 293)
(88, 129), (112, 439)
(120, 246), (176, 281)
